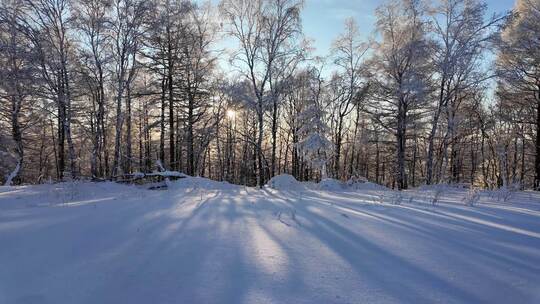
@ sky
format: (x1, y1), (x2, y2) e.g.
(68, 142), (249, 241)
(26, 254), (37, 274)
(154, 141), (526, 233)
(301, 0), (516, 58)
(206, 0), (517, 83)
(208, 0), (517, 67)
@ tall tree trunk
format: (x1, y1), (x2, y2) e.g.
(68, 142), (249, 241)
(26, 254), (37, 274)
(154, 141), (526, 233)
(396, 100), (407, 190)
(57, 96), (65, 180)
(292, 126), (299, 179)
(426, 77), (446, 185)
(64, 97), (76, 179)
(411, 135), (417, 188)
(96, 58), (106, 178)
(187, 96), (195, 176)
(138, 106), (144, 173)
(535, 96), (540, 190)
(350, 107), (360, 177)
(426, 108), (442, 185)
(520, 130), (525, 188)
(451, 140), (459, 183)
(512, 135), (518, 183)
(375, 133), (380, 184)
(112, 78), (124, 178)
(257, 106), (264, 187)
(125, 84), (132, 174)
(159, 76), (166, 164)
(8, 95), (23, 185)
(168, 65), (175, 171)
(91, 95), (99, 178)
(144, 101), (151, 172)
(62, 46), (76, 179)
(470, 135), (477, 185)
(101, 99), (109, 177)
(175, 108), (182, 172)
(334, 115), (344, 179)
(270, 98), (278, 178)
(480, 129), (489, 188)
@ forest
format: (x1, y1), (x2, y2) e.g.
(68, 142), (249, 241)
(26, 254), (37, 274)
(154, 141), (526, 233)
(0, 0), (539, 191)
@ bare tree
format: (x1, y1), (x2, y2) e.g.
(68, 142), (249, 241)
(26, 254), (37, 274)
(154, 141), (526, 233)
(0, 0), (36, 184)
(20, 0), (78, 180)
(75, 0), (111, 178)
(181, 2), (218, 175)
(110, 0), (146, 177)
(425, 0), (504, 185)
(496, 0), (540, 189)
(367, 0), (432, 190)
(329, 18), (368, 178)
(220, 0), (303, 187)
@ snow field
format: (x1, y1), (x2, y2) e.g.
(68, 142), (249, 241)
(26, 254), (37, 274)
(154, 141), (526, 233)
(1, 176), (540, 303)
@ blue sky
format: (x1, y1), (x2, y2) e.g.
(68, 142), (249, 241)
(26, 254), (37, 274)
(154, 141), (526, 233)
(302, 0), (516, 57)
(206, 0), (516, 81)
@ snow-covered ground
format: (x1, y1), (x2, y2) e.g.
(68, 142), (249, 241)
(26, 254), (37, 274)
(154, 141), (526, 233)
(1, 176), (540, 304)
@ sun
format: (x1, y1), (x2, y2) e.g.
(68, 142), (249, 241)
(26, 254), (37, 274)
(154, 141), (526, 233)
(226, 109), (236, 119)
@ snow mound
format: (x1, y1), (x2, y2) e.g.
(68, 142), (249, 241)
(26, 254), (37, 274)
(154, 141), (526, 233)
(266, 174), (305, 191)
(346, 178), (388, 191)
(148, 171), (187, 178)
(0, 181), (142, 210)
(171, 176), (238, 191)
(317, 178), (346, 191)
(266, 175), (388, 192)
(417, 184), (469, 192)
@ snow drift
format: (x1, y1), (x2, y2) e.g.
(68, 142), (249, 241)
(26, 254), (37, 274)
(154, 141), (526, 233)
(266, 174), (389, 193)
(266, 174), (306, 191)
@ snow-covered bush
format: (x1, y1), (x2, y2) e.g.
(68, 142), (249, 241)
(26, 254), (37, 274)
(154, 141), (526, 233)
(347, 175), (368, 184)
(418, 184), (471, 206)
(375, 191), (385, 204)
(66, 181), (79, 202)
(390, 191), (403, 205)
(49, 180), (80, 206)
(60, 172), (81, 201)
(406, 193), (415, 204)
(491, 183), (520, 203)
(430, 185), (446, 206)
(296, 100), (332, 178)
(494, 188), (511, 203)
(0, 135), (20, 185)
(463, 188), (481, 206)
(266, 174), (305, 191)
(346, 177), (388, 191)
(318, 178), (346, 191)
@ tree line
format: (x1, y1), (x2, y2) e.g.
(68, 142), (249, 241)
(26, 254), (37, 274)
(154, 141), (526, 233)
(0, 0), (539, 190)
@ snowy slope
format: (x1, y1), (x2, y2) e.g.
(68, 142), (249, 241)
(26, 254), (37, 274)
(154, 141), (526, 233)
(1, 178), (540, 304)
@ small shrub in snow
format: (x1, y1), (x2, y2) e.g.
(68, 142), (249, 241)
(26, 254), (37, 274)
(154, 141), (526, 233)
(493, 183), (520, 203)
(318, 178), (345, 191)
(495, 188), (511, 203)
(347, 175), (368, 184)
(431, 186), (445, 206)
(463, 188), (481, 206)
(417, 184), (449, 206)
(346, 177), (388, 191)
(390, 192), (403, 205)
(50, 180), (80, 206)
(66, 181), (79, 201)
(377, 192), (385, 204)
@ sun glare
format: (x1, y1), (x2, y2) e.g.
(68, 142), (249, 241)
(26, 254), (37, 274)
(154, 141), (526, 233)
(227, 109), (236, 119)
